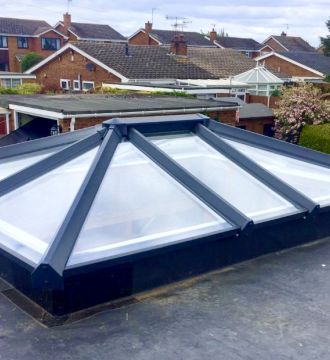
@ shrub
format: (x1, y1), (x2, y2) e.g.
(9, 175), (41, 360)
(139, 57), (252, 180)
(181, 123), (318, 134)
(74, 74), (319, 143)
(299, 123), (330, 154)
(21, 52), (44, 72)
(0, 82), (42, 94)
(274, 83), (329, 143)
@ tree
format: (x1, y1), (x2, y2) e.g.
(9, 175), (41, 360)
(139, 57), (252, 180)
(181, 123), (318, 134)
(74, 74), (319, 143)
(21, 52), (44, 72)
(320, 19), (330, 56)
(274, 83), (329, 143)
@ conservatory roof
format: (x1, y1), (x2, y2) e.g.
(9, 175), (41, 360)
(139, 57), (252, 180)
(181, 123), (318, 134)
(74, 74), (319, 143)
(233, 65), (284, 85)
(0, 113), (329, 315)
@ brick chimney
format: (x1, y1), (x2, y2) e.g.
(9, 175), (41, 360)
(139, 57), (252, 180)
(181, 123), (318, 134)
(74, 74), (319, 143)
(209, 28), (217, 43)
(281, 31), (287, 36)
(145, 21), (152, 45)
(63, 12), (72, 36)
(170, 34), (187, 56)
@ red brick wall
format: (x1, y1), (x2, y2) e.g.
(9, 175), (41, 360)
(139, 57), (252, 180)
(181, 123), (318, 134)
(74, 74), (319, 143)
(263, 38), (287, 52)
(56, 24), (78, 42)
(238, 117), (274, 134)
(261, 54), (319, 78)
(246, 94), (279, 108)
(33, 48), (121, 91)
(0, 115), (6, 135)
(129, 31), (159, 45)
(208, 110), (237, 126)
(8, 30), (65, 72)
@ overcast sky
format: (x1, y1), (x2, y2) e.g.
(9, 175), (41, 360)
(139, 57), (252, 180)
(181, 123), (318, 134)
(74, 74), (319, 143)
(1, 0), (329, 46)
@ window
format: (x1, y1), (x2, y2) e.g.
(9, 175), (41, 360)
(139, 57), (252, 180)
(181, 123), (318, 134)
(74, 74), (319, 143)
(60, 79), (70, 90)
(17, 37), (28, 49)
(0, 36), (8, 48)
(41, 37), (61, 51)
(73, 80), (81, 91)
(1, 78), (22, 88)
(82, 81), (94, 91)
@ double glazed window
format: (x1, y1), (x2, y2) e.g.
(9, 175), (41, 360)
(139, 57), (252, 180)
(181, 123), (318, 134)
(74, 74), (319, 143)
(41, 37), (61, 51)
(60, 79), (70, 90)
(17, 37), (28, 49)
(0, 36), (8, 48)
(1, 78), (21, 88)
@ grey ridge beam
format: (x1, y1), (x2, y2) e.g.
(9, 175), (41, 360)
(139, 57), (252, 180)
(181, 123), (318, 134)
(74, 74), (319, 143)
(208, 120), (330, 169)
(31, 127), (122, 290)
(128, 127), (253, 232)
(196, 124), (318, 215)
(0, 126), (101, 160)
(0, 130), (105, 198)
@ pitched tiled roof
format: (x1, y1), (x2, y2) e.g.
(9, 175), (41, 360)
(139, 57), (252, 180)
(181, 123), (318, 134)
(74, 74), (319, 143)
(74, 42), (216, 79)
(187, 48), (256, 78)
(271, 36), (316, 52)
(69, 22), (126, 41)
(215, 36), (262, 51)
(279, 51), (330, 75)
(149, 29), (213, 46)
(0, 17), (52, 36)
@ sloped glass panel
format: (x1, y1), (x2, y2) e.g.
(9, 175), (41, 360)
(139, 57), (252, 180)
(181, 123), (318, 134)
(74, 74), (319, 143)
(151, 134), (298, 222)
(68, 142), (231, 266)
(0, 147), (64, 181)
(223, 138), (330, 207)
(0, 147), (99, 264)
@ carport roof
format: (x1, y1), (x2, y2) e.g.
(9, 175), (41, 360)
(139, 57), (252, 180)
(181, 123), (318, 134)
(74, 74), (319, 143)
(0, 94), (238, 116)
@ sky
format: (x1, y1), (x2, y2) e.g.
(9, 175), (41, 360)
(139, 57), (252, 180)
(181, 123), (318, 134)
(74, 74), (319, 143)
(1, 0), (329, 47)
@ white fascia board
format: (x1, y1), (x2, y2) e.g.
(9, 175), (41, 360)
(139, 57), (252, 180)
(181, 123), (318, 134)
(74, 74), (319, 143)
(0, 74), (36, 79)
(259, 44), (274, 52)
(9, 104), (64, 120)
(127, 28), (144, 40)
(24, 43), (129, 81)
(213, 41), (225, 49)
(36, 28), (68, 39)
(127, 29), (162, 45)
(256, 52), (324, 77)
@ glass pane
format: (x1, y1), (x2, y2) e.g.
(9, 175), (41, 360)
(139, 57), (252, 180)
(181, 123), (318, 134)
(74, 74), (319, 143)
(151, 135), (297, 222)
(223, 138), (330, 207)
(0, 147), (64, 181)
(0, 147), (99, 264)
(68, 142), (231, 266)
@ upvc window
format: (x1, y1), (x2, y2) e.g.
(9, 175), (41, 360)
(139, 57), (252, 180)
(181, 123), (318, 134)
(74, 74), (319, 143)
(41, 38), (61, 51)
(73, 80), (81, 91)
(1, 78), (22, 88)
(82, 81), (94, 91)
(0, 36), (8, 48)
(60, 79), (70, 90)
(17, 37), (28, 49)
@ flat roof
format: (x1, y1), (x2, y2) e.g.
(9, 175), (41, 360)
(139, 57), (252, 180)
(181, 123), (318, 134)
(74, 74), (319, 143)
(0, 94), (238, 115)
(0, 237), (330, 358)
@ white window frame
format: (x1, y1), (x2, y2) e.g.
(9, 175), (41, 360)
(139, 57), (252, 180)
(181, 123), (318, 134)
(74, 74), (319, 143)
(73, 80), (81, 91)
(60, 79), (70, 90)
(82, 81), (95, 91)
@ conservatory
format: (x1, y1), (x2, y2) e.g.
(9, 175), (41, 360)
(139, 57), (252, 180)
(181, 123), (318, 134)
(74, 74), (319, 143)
(233, 65), (284, 97)
(0, 114), (329, 315)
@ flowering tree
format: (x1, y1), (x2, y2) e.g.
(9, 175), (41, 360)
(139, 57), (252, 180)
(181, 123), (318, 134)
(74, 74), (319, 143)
(274, 83), (330, 143)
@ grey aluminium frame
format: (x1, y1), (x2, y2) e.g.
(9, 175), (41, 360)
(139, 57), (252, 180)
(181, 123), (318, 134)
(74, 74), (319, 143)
(209, 120), (330, 169)
(195, 124), (318, 216)
(128, 127), (253, 232)
(31, 127), (122, 289)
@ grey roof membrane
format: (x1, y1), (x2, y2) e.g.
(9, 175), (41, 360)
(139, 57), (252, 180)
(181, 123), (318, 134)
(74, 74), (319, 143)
(1, 237), (330, 359)
(0, 94), (237, 115)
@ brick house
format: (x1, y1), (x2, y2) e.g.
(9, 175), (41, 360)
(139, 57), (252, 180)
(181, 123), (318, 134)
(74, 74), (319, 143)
(128, 22), (214, 47)
(260, 33), (316, 54)
(255, 51), (330, 81)
(55, 13), (126, 43)
(25, 39), (221, 92)
(0, 17), (67, 72)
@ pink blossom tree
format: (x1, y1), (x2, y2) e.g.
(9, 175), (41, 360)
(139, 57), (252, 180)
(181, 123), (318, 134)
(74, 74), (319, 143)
(274, 83), (329, 143)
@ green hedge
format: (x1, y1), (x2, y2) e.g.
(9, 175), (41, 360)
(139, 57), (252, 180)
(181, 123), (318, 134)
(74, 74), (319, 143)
(299, 123), (330, 154)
